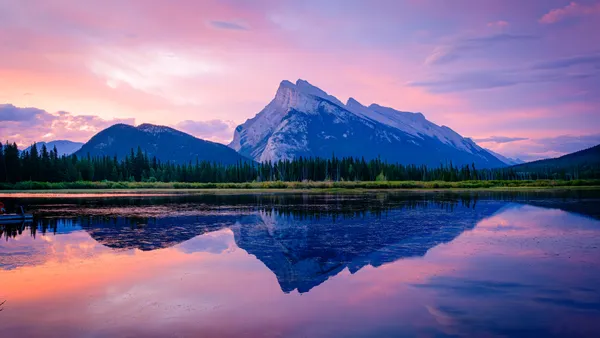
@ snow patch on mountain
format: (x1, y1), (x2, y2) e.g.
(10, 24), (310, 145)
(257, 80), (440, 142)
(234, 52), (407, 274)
(137, 123), (183, 136)
(346, 98), (480, 154)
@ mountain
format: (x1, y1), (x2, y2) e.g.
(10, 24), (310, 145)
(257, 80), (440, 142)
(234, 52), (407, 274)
(23, 140), (83, 156)
(74, 123), (250, 165)
(486, 149), (525, 166)
(510, 144), (600, 174)
(229, 79), (505, 168)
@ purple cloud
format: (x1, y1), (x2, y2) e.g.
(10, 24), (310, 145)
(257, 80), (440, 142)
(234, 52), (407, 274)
(425, 34), (539, 66)
(412, 51), (600, 93)
(487, 20), (509, 28)
(409, 71), (519, 92)
(489, 133), (600, 161)
(534, 133), (600, 154)
(531, 54), (600, 70)
(0, 104), (48, 122)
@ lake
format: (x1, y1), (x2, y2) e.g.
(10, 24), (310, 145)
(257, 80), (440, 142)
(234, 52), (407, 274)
(1, 190), (600, 337)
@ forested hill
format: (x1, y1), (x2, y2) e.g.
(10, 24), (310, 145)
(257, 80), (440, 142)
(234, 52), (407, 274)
(510, 144), (600, 179)
(74, 123), (250, 165)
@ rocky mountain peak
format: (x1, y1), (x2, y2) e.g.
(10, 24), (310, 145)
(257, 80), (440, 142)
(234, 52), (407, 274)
(273, 79), (344, 107)
(229, 79), (506, 168)
(346, 97), (366, 109)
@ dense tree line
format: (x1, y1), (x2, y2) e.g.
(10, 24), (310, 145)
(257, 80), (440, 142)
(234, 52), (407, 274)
(1, 142), (598, 184)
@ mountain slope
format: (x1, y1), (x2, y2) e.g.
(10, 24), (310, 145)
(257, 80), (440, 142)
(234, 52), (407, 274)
(486, 149), (525, 166)
(510, 144), (600, 174)
(24, 140), (83, 156)
(75, 123), (250, 165)
(230, 79), (505, 168)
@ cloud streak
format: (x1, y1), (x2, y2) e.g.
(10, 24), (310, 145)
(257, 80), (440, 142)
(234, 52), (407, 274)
(473, 136), (529, 144)
(409, 71), (519, 92)
(531, 54), (600, 70)
(425, 34), (539, 66)
(533, 133), (600, 154)
(487, 20), (509, 28)
(412, 52), (600, 93)
(208, 20), (249, 30)
(480, 133), (600, 161)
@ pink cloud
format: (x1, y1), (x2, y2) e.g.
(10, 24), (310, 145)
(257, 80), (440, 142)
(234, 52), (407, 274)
(539, 2), (600, 24)
(0, 104), (134, 148)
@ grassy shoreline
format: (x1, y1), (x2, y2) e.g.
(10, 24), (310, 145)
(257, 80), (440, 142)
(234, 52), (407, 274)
(0, 179), (599, 193)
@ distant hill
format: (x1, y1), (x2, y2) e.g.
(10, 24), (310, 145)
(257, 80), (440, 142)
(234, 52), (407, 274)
(486, 149), (525, 166)
(510, 144), (600, 179)
(74, 123), (251, 165)
(23, 140), (83, 156)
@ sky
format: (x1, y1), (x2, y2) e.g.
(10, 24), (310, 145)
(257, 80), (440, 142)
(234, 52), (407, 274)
(0, 0), (599, 161)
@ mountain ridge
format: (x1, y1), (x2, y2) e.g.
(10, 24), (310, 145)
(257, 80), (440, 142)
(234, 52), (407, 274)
(23, 140), (83, 156)
(510, 144), (600, 173)
(486, 149), (525, 166)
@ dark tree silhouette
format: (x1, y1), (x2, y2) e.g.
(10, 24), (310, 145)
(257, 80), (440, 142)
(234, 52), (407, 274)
(1, 143), (599, 184)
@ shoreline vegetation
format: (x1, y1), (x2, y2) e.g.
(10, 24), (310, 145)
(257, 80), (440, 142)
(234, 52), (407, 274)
(1, 179), (599, 192)
(2, 144), (598, 194)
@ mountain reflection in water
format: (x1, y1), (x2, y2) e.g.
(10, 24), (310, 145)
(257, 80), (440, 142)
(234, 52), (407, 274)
(3, 194), (492, 291)
(1, 191), (599, 337)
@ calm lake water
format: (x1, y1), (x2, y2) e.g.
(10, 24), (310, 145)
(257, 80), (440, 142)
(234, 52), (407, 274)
(1, 190), (600, 337)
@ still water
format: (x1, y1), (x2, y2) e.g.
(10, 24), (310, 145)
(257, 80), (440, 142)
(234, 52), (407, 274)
(1, 191), (600, 337)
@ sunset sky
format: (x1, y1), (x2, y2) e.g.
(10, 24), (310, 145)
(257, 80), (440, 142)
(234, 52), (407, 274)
(1, 0), (599, 161)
